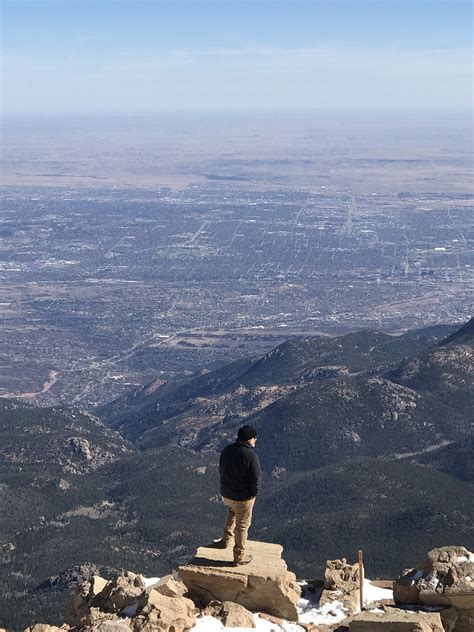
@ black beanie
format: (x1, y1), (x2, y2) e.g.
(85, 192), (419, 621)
(238, 425), (257, 441)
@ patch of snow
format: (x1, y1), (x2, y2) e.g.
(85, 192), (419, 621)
(190, 614), (304, 632)
(255, 616), (303, 632)
(456, 556), (469, 563)
(363, 579), (393, 605)
(143, 576), (161, 589)
(191, 616), (224, 632)
(279, 621), (304, 632)
(298, 598), (347, 626)
(369, 608), (385, 614)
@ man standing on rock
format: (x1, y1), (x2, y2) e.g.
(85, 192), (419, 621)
(216, 425), (262, 566)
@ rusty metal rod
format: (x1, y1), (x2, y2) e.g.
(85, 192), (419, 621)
(358, 548), (364, 611)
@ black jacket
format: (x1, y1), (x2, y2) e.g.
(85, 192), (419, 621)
(219, 441), (262, 501)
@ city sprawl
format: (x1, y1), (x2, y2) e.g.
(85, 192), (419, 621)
(1, 114), (472, 406)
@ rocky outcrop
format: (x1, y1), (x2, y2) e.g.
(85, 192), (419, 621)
(394, 546), (474, 632)
(39, 564), (117, 592)
(394, 546), (474, 608)
(350, 607), (444, 631)
(66, 437), (117, 472)
(70, 575), (112, 626)
(93, 572), (145, 613)
(178, 540), (301, 621)
(319, 558), (360, 615)
(69, 572), (195, 632)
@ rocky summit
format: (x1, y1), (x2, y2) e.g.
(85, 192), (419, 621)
(13, 543), (474, 632)
(394, 546), (474, 632)
(178, 540), (301, 621)
(69, 571), (195, 631)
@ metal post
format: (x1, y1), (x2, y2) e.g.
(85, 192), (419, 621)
(358, 548), (364, 612)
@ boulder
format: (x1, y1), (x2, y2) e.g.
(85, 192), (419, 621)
(79, 608), (129, 630)
(151, 576), (187, 599)
(394, 546), (474, 609)
(70, 575), (110, 626)
(221, 602), (254, 627)
(136, 587), (196, 631)
(70, 572), (145, 627)
(95, 571), (145, 613)
(325, 558), (359, 592)
(202, 601), (255, 628)
(349, 607), (444, 631)
(319, 558), (360, 615)
(178, 540), (301, 621)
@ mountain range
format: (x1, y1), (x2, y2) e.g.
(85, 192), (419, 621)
(0, 319), (472, 630)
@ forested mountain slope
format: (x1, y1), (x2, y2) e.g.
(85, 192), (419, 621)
(1, 320), (472, 629)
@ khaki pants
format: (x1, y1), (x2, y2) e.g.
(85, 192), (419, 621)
(222, 496), (256, 562)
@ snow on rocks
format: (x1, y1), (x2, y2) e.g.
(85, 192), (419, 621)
(143, 576), (161, 590)
(191, 613), (305, 632)
(393, 546), (474, 632)
(394, 546), (474, 609)
(362, 579), (393, 607)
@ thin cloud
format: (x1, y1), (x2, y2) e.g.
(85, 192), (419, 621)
(2, 45), (472, 111)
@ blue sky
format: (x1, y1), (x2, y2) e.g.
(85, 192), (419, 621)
(2, 0), (472, 112)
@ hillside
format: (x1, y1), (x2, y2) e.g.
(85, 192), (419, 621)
(99, 324), (458, 448)
(441, 316), (474, 347)
(412, 436), (474, 482)
(387, 345), (473, 417)
(1, 320), (472, 629)
(256, 457), (474, 578)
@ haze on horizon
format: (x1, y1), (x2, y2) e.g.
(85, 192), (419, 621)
(2, 0), (472, 114)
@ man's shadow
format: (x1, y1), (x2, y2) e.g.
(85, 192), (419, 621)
(191, 556), (236, 568)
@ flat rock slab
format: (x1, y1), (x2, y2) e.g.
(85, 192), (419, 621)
(350, 609), (444, 632)
(178, 540), (301, 621)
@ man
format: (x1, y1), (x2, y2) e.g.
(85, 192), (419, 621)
(217, 424), (262, 566)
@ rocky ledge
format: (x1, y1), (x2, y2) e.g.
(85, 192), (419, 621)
(393, 546), (474, 632)
(67, 571), (195, 631)
(15, 544), (474, 632)
(178, 539), (301, 621)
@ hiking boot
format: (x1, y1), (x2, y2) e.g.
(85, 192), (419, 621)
(211, 538), (232, 549)
(233, 554), (253, 567)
